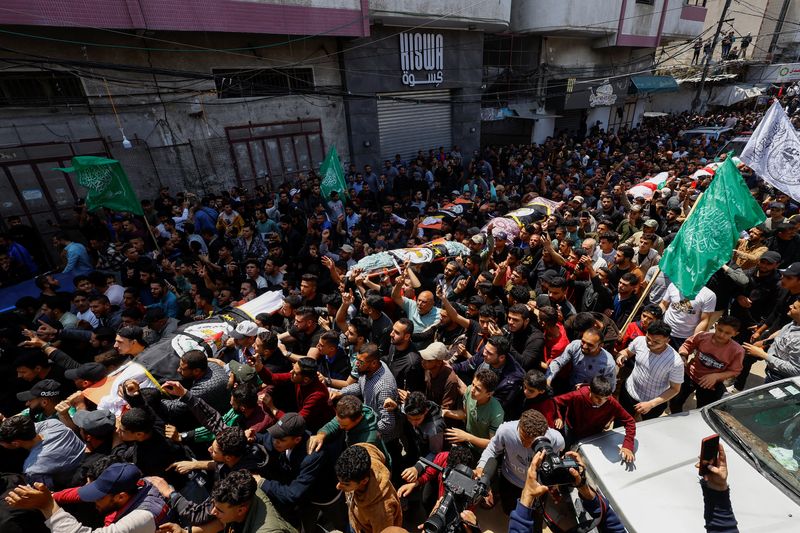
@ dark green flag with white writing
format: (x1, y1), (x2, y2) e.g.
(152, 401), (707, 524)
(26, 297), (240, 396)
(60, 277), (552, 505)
(659, 156), (765, 298)
(319, 145), (348, 200)
(56, 156), (143, 216)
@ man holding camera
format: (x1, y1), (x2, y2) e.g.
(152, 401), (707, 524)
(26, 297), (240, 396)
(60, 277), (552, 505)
(509, 449), (625, 533)
(476, 410), (564, 515)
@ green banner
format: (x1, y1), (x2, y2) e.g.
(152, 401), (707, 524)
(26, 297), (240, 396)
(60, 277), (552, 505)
(319, 145), (348, 200)
(659, 156), (765, 299)
(56, 156), (143, 216)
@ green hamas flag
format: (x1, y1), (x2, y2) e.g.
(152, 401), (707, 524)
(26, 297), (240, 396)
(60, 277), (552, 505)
(660, 156), (765, 299)
(319, 145), (347, 200)
(56, 156), (143, 216)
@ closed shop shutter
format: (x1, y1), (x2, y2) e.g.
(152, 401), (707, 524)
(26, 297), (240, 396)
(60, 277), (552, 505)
(554, 109), (583, 136)
(377, 89), (451, 161)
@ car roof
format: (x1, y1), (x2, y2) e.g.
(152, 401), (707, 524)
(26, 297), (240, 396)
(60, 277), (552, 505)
(578, 380), (800, 532)
(680, 127), (732, 134)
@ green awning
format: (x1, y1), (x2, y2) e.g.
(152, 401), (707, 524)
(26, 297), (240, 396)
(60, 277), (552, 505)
(630, 75), (679, 94)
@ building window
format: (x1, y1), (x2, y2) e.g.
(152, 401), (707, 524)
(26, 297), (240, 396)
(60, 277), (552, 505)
(636, 0), (655, 5)
(213, 68), (314, 98)
(0, 71), (86, 106)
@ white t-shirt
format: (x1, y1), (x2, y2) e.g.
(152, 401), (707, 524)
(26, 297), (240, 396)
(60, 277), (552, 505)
(662, 284), (717, 339)
(625, 336), (684, 402)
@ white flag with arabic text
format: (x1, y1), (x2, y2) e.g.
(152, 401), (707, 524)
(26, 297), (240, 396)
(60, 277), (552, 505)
(740, 101), (800, 201)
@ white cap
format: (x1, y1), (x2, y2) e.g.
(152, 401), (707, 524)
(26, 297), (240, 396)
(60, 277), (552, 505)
(231, 321), (259, 339)
(419, 342), (449, 361)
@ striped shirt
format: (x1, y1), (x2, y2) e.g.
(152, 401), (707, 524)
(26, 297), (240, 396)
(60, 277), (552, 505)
(625, 336), (684, 402)
(342, 361), (401, 442)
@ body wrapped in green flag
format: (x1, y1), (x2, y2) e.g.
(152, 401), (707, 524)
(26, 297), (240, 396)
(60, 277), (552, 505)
(56, 156), (143, 216)
(659, 156), (765, 299)
(319, 145), (348, 200)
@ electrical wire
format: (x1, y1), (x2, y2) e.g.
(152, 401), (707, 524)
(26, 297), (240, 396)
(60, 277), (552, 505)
(0, 0), (708, 76)
(0, 2), (717, 109)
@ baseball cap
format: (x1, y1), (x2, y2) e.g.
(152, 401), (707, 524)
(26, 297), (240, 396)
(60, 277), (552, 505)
(496, 231), (508, 240)
(643, 219), (659, 228)
(780, 262), (800, 277)
(419, 342), (449, 361)
(630, 205), (642, 212)
(17, 379), (61, 402)
(65, 363), (108, 383)
(471, 234), (485, 245)
(770, 201), (785, 210)
(78, 463), (142, 502)
(231, 321), (259, 339)
(268, 413), (306, 439)
(339, 244), (354, 254)
(228, 360), (257, 384)
(572, 195), (585, 204)
(760, 251), (782, 264)
(72, 409), (116, 437)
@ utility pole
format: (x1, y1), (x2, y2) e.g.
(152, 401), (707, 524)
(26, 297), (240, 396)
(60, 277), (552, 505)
(692, 0), (733, 112)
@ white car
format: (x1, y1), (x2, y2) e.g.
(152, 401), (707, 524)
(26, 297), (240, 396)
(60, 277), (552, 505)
(578, 378), (800, 532)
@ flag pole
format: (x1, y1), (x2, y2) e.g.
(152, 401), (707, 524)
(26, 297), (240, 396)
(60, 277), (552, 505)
(142, 215), (162, 254)
(618, 192), (705, 341)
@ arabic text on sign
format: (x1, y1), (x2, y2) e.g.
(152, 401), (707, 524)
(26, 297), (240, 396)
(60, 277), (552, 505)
(399, 32), (444, 87)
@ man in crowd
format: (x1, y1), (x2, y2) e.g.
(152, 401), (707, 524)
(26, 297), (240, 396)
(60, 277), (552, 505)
(1, 104), (796, 533)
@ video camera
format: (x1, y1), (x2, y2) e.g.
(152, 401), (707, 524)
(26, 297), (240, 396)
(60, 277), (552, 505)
(419, 456), (497, 533)
(534, 436), (581, 487)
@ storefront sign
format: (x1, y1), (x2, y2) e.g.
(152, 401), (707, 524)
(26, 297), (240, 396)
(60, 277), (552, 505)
(563, 77), (629, 110)
(754, 63), (800, 83)
(589, 81), (618, 107)
(399, 32), (444, 87)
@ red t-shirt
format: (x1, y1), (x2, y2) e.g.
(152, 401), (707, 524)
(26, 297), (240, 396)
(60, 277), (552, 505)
(681, 332), (744, 381)
(544, 323), (570, 364)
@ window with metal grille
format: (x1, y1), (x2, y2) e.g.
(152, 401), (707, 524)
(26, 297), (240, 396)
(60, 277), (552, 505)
(0, 72), (86, 106)
(213, 68), (314, 98)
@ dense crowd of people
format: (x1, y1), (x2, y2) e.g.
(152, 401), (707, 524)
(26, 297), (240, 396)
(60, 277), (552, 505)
(2, 98), (800, 533)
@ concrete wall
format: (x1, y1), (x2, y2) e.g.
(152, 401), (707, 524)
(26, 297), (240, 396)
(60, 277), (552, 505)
(542, 36), (655, 71)
(667, 0), (766, 66)
(660, 2), (708, 43)
(370, 0), (511, 31)
(342, 26), (483, 167)
(511, 0), (620, 35)
(0, 29), (351, 196)
(0, 0), (368, 37)
(647, 85), (701, 113)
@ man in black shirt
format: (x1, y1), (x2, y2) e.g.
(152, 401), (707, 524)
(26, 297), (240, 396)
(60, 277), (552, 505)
(505, 304), (545, 371)
(384, 318), (424, 397)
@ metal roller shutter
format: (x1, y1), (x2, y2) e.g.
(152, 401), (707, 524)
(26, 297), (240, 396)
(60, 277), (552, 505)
(377, 89), (452, 161)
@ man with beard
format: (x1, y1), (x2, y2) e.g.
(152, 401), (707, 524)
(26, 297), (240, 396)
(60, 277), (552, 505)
(384, 319), (424, 397)
(730, 251), (782, 390)
(16, 380), (64, 422)
(265, 357), (335, 433)
(0, 415), (84, 490)
(159, 350), (229, 426)
(337, 344), (401, 457)
(505, 304), (544, 371)
(5, 462), (168, 533)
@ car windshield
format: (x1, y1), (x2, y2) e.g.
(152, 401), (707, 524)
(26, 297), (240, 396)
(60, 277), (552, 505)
(706, 380), (800, 499)
(718, 139), (749, 157)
